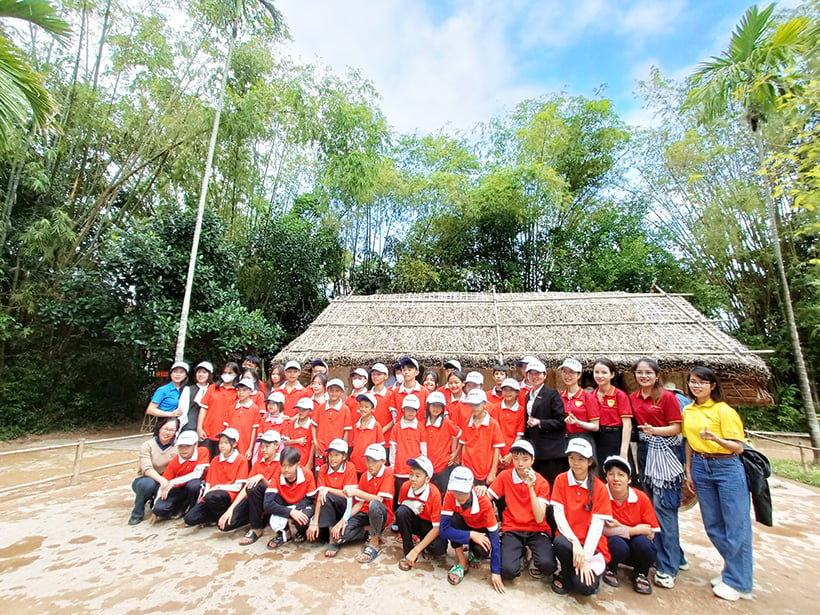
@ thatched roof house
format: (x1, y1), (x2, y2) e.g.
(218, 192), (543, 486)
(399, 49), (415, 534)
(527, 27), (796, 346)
(274, 291), (773, 406)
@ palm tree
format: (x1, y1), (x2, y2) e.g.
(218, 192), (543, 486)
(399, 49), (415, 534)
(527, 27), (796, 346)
(686, 4), (820, 459)
(174, 0), (284, 361)
(0, 0), (69, 145)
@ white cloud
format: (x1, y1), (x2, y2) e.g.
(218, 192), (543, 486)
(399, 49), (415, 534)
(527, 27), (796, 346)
(617, 0), (688, 38)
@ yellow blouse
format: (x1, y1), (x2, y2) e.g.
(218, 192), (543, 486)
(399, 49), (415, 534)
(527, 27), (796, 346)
(682, 399), (745, 455)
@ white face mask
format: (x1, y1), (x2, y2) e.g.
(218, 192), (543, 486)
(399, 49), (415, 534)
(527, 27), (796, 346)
(351, 378), (367, 390)
(221, 373), (236, 383)
(395, 374), (405, 386)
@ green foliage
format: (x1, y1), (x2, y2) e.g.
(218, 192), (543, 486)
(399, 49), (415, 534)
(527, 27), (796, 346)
(770, 459), (820, 485)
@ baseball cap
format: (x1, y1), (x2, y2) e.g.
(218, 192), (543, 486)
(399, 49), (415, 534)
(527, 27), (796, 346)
(176, 431), (198, 446)
(399, 356), (420, 370)
(526, 359), (547, 374)
(364, 443), (387, 461)
(565, 437), (594, 459)
(402, 394), (421, 410)
(236, 378), (255, 390)
(517, 355), (538, 368)
(466, 389), (487, 405)
(326, 378), (345, 391)
(426, 391), (446, 406)
(493, 364), (508, 373)
(465, 371), (484, 385)
(295, 397), (314, 411)
(444, 359), (462, 372)
(603, 455), (631, 477)
(559, 358), (583, 373)
(500, 377), (521, 391)
(195, 361), (214, 373)
(370, 362), (389, 375)
(326, 438), (349, 454)
(171, 361), (189, 373)
(351, 368), (369, 379)
(447, 466), (475, 493)
(311, 358), (328, 369)
(216, 427), (240, 442)
(284, 360), (301, 371)
(509, 439), (535, 457)
(267, 391), (285, 404)
(257, 430), (282, 444)
(356, 392), (378, 407)
(407, 456), (434, 478)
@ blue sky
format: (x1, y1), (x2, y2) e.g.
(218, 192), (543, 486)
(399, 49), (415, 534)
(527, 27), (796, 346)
(275, 0), (802, 134)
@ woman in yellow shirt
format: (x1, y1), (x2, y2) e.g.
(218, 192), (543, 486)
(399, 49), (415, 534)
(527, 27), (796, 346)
(682, 367), (752, 602)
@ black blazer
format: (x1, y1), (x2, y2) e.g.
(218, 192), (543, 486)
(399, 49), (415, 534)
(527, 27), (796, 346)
(524, 384), (566, 461)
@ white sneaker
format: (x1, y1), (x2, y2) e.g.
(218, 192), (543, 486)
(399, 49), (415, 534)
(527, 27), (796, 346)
(713, 581), (753, 601)
(710, 576), (722, 587)
(654, 571), (675, 589)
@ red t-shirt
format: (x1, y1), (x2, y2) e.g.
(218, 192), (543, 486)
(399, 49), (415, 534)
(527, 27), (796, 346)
(225, 400), (260, 455)
(423, 415), (461, 474)
(312, 401), (353, 454)
(607, 485), (660, 530)
(446, 396), (471, 429)
(162, 446), (210, 481)
(561, 388), (599, 434)
(249, 456), (280, 483)
(199, 384), (237, 441)
(283, 417), (314, 466)
(441, 489), (499, 531)
(370, 387), (394, 438)
(390, 417), (426, 477)
(389, 383), (428, 415)
(489, 467), (551, 532)
(278, 382), (312, 417)
(398, 481), (442, 525)
(349, 416), (385, 474)
(551, 471), (612, 561)
(267, 466), (317, 504)
(490, 401), (526, 455)
(589, 386), (633, 427)
(205, 450), (249, 502)
(356, 465), (395, 525)
(318, 462), (359, 491)
(629, 390), (682, 427)
(459, 413), (505, 481)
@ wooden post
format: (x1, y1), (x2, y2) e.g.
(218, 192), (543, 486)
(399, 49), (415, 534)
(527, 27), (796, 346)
(71, 439), (86, 485)
(799, 446), (808, 472)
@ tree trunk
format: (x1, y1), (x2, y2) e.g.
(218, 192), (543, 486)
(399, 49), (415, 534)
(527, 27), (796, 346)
(174, 17), (239, 361)
(755, 129), (820, 460)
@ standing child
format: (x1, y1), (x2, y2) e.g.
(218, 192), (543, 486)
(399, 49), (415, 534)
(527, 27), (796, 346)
(445, 370), (470, 429)
(389, 393), (427, 513)
(389, 357), (428, 426)
(197, 362), (240, 458)
(487, 364), (509, 406)
(226, 378), (260, 463)
(369, 363), (395, 439)
(396, 456), (448, 570)
(346, 368), (370, 417)
(490, 378), (527, 471)
(458, 389), (505, 486)
(253, 391), (287, 463)
(284, 397), (315, 471)
(559, 358), (599, 446)
(312, 378), (353, 468)
(439, 466), (502, 591)
(349, 392), (385, 475)
(307, 439), (359, 557)
(279, 360), (311, 417)
(589, 358), (633, 472)
(150, 430), (210, 523)
(423, 391), (461, 497)
(439, 359), (462, 403)
(184, 428), (249, 527)
(332, 443), (394, 563)
(550, 438), (612, 597)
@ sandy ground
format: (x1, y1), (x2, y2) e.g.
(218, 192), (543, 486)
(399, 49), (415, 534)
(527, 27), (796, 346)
(0, 431), (818, 614)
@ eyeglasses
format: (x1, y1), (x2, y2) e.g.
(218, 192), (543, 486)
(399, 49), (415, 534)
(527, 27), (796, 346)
(635, 371), (655, 377)
(688, 380), (709, 387)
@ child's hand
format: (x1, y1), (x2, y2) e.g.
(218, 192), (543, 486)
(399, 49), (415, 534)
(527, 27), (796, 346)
(217, 509), (232, 530)
(524, 469), (537, 488)
(317, 487), (328, 506)
(306, 524), (319, 542)
(578, 560), (595, 586)
(330, 520), (346, 541)
(245, 448), (252, 460)
(448, 451), (458, 465)
(572, 540), (585, 570)
(343, 485), (359, 498)
(289, 508), (309, 526)
(566, 412), (577, 425)
(405, 548), (420, 567)
(491, 573), (505, 594)
(197, 428), (207, 441)
(473, 485), (488, 498)
(469, 531), (491, 552)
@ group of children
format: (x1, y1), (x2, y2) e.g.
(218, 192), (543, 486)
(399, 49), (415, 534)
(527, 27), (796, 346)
(132, 355), (745, 600)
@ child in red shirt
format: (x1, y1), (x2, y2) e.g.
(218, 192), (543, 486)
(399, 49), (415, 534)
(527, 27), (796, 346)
(490, 378), (527, 470)
(284, 397), (315, 470)
(253, 391), (288, 464)
(197, 362), (240, 458)
(445, 370), (470, 428)
(423, 390), (461, 498)
(346, 367), (370, 417)
(279, 360), (311, 417)
(389, 393), (426, 512)
(368, 363), (394, 439)
(150, 430), (209, 523)
(458, 389), (505, 484)
(226, 378), (260, 461)
(312, 378), (353, 467)
(307, 439), (359, 557)
(395, 456), (447, 570)
(349, 392), (384, 475)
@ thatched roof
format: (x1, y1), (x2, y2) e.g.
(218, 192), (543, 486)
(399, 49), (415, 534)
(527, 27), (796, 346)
(274, 291), (773, 406)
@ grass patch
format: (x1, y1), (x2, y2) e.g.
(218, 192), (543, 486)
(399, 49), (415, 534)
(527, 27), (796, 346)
(771, 459), (820, 488)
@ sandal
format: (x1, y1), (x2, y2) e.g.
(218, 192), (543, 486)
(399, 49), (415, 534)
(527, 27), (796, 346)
(604, 568), (620, 587)
(266, 532), (285, 550)
(239, 530), (260, 546)
(357, 544), (381, 563)
(467, 552), (482, 569)
(447, 564), (466, 585)
(551, 576), (569, 595)
(324, 544), (340, 558)
(398, 557), (413, 571)
(634, 573), (653, 595)
(528, 558), (544, 579)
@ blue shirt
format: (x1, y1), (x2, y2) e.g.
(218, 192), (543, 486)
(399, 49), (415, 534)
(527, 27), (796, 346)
(151, 382), (183, 413)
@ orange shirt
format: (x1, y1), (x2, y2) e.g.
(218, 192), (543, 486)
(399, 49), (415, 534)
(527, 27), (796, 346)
(390, 417), (426, 477)
(389, 383), (428, 414)
(561, 388), (599, 434)
(356, 464), (395, 525)
(398, 481), (442, 525)
(589, 386), (633, 427)
(199, 384), (237, 441)
(349, 416), (385, 474)
(284, 417), (314, 466)
(488, 467), (551, 532)
(441, 489), (499, 531)
(551, 471), (612, 561)
(370, 386), (394, 436)
(459, 412), (505, 481)
(607, 485), (660, 530)
(278, 382), (312, 417)
(267, 466), (317, 504)
(490, 401), (526, 455)
(249, 456), (280, 483)
(446, 395), (471, 429)
(162, 446), (210, 481)
(318, 461), (359, 491)
(423, 415), (461, 474)
(205, 450), (249, 502)
(312, 400), (353, 454)
(225, 400), (260, 455)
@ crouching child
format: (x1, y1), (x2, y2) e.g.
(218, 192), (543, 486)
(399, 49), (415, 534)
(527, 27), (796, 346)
(307, 439), (359, 557)
(151, 430), (209, 523)
(396, 455), (447, 571)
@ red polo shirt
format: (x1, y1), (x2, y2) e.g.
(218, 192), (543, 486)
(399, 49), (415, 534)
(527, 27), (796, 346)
(162, 446), (210, 481)
(489, 467), (551, 532)
(205, 450), (249, 502)
(459, 412), (505, 481)
(424, 415), (461, 474)
(490, 400), (526, 455)
(607, 485), (660, 530)
(267, 466), (317, 504)
(390, 417), (426, 477)
(356, 464), (395, 525)
(349, 416), (385, 474)
(278, 382), (312, 417)
(630, 390), (682, 427)
(283, 417), (314, 466)
(551, 471), (612, 561)
(312, 400), (353, 454)
(398, 481), (442, 525)
(199, 384), (237, 441)
(441, 489), (498, 531)
(318, 461), (359, 491)
(560, 388), (599, 434)
(589, 386), (633, 427)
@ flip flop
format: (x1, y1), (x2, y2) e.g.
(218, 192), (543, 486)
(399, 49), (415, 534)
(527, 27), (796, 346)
(447, 564), (466, 585)
(239, 530), (260, 546)
(266, 533), (285, 550)
(357, 544), (381, 563)
(324, 544), (340, 558)
(604, 569), (621, 587)
(551, 576), (568, 595)
(398, 557), (413, 571)
(467, 552), (482, 569)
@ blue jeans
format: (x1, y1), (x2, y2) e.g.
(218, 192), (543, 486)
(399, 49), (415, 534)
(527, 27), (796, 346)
(653, 483), (684, 576)
(691, 454), (753, 593)
(130, 476), (158, 520)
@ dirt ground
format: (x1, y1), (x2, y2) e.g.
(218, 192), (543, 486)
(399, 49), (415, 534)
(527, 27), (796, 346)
(0, 430), (818, 615)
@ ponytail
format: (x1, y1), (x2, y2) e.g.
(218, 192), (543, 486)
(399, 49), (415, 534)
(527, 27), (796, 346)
(584, 458), (598, 512)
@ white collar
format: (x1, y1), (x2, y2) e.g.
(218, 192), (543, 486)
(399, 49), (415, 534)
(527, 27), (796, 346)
(452, 393), (467, 403)
(408, 483), (431, 501)
(219, 450), (239, 463)
(464, 490), (480, 514)
(607, 484), (638, 503)
(326, 399), (343, 411)
(400, 417), (418, 429)
(281, 466), (306, 485)
(427, 414), (444, 427)
(567, 470), (590, 489)
(236, 399), (253, 408)
(327, 462), (347, 475)
(370, 386), (388, 397)
(501, 400), (520, 411)
(511, 469), (529, 484)
(467, 412), (491, 428)
(295, 416), (311, 428)
(366, 464), (386, 480)
(357, 415), (376, 430)
(177, 447), (200, 464)
(282, 382), (303, 391)
(399, 382), (421, 395)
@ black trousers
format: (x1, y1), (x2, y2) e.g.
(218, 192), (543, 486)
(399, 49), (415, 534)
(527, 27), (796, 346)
(183, 490), (232, 526)
(318, 493), (348, 528)
(430, 466), (452, 500)
(448, 513), (490, 560)
(339, 500), (388, 543)
(152, 479), (202, 518)
(607, 534), (657, 576)
(261, 492), (314, 534)
(554, 534), (601, 596)
(395, 504), (447, 557)
(500, 530), (556, 579)
(393, 476), (408, 512)
(534, 458), (568, 486)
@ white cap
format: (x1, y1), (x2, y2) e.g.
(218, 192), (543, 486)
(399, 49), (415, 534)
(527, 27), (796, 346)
(402, 394), (421, 410)
(257, 430), (282, 443)
(171, 361), (189, 373)
(509, 439), (535, 457)
(526, 359), (547, 374)
(326, 378), (345, 391)
(603, 455), (632, 477)
(351, 368), (369, 379)
(520, 355), (538, 367)
(500, 377), (521, 391)
(236, 378), (255, 390)
(447, 466), (474, 493)
(176, 431), (198, 446)
(326, 438), (349, 454)
(444, 359), (462, 372)
(466, 389), (487, 405)
(426, 391), (446, 406)
(284, 360), (301, 371)
(560, 358), (583, 373)
(295, 397), (314, 411)
(465, 371), (484, 385)
(311, 358), (329, 369)
(267, 391), (285, 404)
(565, 437), (594, 459)
(195, 361), (214, 373)
(370, 362), (389, 375)
(356, 392), (378, 407)
(364, 443), (387, 461)
(399, 356), (420, 370)
(407, 456), (434, 478)
(217, 427), (240, 442)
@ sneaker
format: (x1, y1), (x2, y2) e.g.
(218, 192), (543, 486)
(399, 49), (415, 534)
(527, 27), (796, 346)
(391, 524), (399, 532)
(713, 581), (752, 601)
(678, 561), (690, 571)
(653, 571), (675, 589)
(710, 576), (722, 587)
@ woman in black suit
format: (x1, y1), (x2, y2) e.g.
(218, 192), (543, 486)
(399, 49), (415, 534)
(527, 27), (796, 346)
(523, 359), (567, 485)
